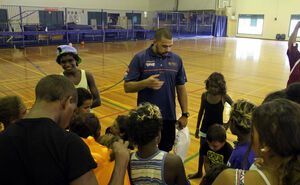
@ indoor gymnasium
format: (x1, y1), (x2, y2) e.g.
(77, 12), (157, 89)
(0, 0), (300, 185)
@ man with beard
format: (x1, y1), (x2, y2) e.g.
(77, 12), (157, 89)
(124, 28), (189, 152)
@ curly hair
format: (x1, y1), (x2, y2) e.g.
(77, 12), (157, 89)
(205, 72), (227, 95)
(229, 99), (257, 134)
(127, 103), (162, 146)
(252, 99), (300, 185)
(69, 113), (101, 140)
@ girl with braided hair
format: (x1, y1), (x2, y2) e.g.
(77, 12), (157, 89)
(227, 99), (257, 170)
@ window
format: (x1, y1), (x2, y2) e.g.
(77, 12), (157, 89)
(237, 14), (264, 35)
(289, 15), (300, 37)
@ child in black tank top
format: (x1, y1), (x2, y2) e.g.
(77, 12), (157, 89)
(188, 72), (233, 179)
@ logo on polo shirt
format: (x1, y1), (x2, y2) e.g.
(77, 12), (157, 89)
(168, 62), (177, 66)
(145, 61), (155, 67)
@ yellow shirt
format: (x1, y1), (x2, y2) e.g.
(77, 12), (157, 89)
(82, 136), (130, 185)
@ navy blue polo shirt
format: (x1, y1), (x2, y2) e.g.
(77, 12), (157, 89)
(124, 45), (187, 121)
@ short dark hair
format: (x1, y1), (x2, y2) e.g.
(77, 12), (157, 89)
(69, 113), (101, 140)
(127, 103), (162, 146)
(205, 72), (227, 95)
(77, 88), (92, 107)
(286, 82), (300, 104)
(56, 52), (80, 66)
(154, 28), (172, 41)
(206, 124), (226, 143)
(35, 75), (77, 104)
(115, 115), (129, 138)
(0, 95), (23, 128)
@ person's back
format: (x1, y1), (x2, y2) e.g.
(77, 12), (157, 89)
(127, 103), (188, 185)
(130, 150), (186, 185)
(0, 75), (98, 185)
(0, 118), (96, 185)
(213, 99), (300, 185)
(130, 150), (167, 184)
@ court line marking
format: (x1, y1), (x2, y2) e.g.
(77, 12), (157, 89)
(24, 56), (47, 75)
(0, 57), (45, 76)
(2, 84), (27, 100)
(99, 110), (130, 119)
(101, 96), (134, 110)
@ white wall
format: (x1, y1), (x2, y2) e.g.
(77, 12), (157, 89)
(148, 0), (176, 11)
(178, 0), (216, 11)
(0, 0), (149, 10)
(233, 0), (300, 40)
(1, 0), (219, 11)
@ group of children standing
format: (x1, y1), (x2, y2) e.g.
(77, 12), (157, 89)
(188, 72), (258, 183)
(1, 44), (300, 185)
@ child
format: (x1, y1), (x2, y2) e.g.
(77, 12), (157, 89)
(0, 95), (26, 131)
(189, 72), (233, 179)
(56, 45), (101, 109)
(75, 87), (93, 114)
(69, 113), (131, 185)
(200, 124), (233, 174)
(106, 115), (134, 149)
(227, 99), (257, 170)
(127, 103), (188, 185)
(107, 115), (128, 138)
(212, 99), (300, 185)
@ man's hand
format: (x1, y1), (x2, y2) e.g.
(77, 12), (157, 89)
(112, 139), (130, 163)
(146, 74), (164, 90)
(177, 116), (188, 129)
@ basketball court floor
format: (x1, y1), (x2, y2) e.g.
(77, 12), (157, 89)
(0, 37), (289, 184)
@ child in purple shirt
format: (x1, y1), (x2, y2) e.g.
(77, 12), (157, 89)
(227, 99), (257, 169)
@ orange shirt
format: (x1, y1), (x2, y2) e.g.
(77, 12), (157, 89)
(82, 136), (131, 185)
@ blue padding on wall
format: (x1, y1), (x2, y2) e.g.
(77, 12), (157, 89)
(213, 16), (227, 37)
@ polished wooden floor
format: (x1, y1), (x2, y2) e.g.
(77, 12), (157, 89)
(0, 37), (290, 184)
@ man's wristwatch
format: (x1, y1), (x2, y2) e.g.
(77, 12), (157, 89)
(182, 112), (190, 118)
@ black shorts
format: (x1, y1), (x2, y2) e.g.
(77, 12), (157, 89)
(158, 120), (176, 152)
